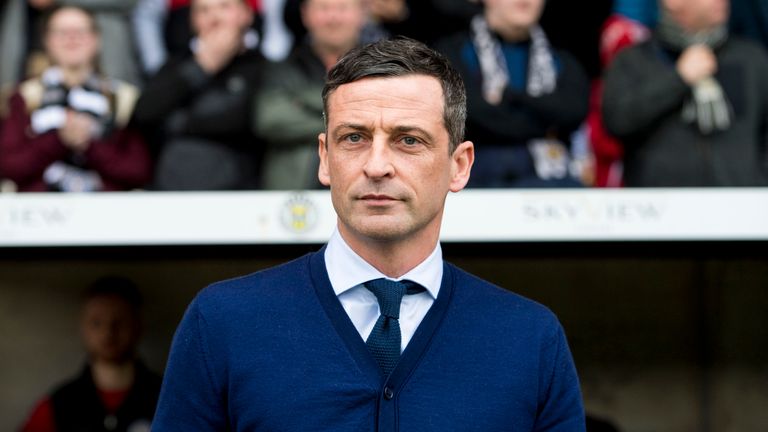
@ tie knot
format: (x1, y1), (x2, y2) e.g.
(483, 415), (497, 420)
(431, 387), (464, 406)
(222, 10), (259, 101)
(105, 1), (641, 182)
(364, 278), (423, 319)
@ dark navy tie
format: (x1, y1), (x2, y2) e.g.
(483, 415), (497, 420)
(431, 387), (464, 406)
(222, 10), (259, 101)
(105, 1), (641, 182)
(364, 278), (424, 376)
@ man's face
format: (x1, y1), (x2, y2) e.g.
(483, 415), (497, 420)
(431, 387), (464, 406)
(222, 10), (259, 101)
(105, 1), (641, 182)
(485, 0), (545, 33)
(302, 0), (365, 53)
(45, 8), (100, 70)
(80, 295), (140, 364)
(191, 0), (253, 37)
(318, 75), (473, 247)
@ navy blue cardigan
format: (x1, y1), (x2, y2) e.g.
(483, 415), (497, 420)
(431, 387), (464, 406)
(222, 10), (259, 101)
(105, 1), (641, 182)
(153, 249), (585, 431)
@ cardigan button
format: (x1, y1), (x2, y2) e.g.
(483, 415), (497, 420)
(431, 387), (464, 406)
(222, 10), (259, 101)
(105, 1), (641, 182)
(383, 387), (394, 400)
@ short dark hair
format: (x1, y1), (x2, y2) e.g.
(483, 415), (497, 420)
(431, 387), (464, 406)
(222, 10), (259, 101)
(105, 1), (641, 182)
(83, 275), (143, 311)
(322, 37), (466, 154)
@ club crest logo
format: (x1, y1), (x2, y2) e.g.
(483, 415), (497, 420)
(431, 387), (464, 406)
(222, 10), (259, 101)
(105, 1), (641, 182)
(280, 193), (318, 234)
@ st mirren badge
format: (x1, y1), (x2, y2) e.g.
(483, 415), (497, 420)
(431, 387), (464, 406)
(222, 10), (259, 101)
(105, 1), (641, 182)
(280, 193), (318, 234)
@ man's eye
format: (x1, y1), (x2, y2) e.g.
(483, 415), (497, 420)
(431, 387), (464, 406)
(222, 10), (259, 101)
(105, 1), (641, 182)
(346, 133), (362, 143)
(403, 136), (419, 145)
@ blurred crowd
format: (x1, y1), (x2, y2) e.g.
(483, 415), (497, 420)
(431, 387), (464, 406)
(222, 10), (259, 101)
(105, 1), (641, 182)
(1, 0), (767, 192)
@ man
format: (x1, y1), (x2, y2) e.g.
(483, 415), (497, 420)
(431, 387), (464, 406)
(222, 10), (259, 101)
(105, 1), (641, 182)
(602, 0), (768, 186)
(154, 37), (585, 431)
(434, 0), (590, 188)
(253, 0), (366, 190)
(21, 276), (161, 432)
(132, 0), (265, 190)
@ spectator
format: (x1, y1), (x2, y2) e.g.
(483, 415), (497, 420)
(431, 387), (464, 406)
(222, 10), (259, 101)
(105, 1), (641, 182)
(0, 5), (151, 192)
(435, 0), (590, 188)
(132, 0), (265, 190)
(433, 1), (615, 81)
(20, 276), (162, 432)
(602, 0), (768, 186)
(253, 0), (364, 190)
(67, 0), (143, 86)
(1, 0), (142, 89)
(131, 0), (263, 77)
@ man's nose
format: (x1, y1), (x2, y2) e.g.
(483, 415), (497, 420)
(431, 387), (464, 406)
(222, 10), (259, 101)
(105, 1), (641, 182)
(363, 139), (395, 179)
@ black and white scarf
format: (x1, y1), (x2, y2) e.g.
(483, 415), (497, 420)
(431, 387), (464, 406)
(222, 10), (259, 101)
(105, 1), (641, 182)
(30, 67), (114, 138)
(470, 14), (556, 105)
(30, 67), (114, 192)
(657, 11), (731, 134)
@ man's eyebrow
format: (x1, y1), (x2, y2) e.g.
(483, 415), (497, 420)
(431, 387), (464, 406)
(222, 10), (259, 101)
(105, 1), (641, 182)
(391, 125), (435, 143)
(331, 123), (369, 138)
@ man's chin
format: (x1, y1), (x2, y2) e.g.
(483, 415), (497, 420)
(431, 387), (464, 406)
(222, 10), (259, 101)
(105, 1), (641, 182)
(347, 217), (410, 242)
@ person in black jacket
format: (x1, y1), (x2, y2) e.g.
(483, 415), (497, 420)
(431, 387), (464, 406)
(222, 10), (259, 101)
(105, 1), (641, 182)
(602, 0), (768, 186)
(434, 0), (590, 188)
(132, 0), (265, 190)
(20, 276), (161, 432)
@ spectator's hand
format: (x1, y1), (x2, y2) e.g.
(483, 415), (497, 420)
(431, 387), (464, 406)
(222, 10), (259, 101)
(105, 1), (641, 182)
(59, 111), (95, 153)
(195, 26), (243, 74)
(677, 44), (717, 85)
(367, 0), (408, 23)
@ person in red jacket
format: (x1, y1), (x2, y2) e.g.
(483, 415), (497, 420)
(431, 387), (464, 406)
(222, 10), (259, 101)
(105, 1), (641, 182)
(0, 5), (152, 192)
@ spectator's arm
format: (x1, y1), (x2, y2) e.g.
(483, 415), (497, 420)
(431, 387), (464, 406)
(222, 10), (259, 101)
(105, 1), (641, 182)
(86, 127), (153, 190)
(463, 58), (590, 143)
(253, 63), (324, 145)
(601, 46), (690, 139)
(512, 52), (590, 134)
(0, 93), (69, 185)
(131, 57), (212, 126)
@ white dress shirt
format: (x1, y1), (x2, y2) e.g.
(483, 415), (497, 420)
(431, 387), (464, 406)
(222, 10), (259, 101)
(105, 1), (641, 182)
(324, 229), (442, 352)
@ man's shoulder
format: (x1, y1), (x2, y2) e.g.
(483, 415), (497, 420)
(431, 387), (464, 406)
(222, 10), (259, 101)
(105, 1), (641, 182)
(194, 252), (316, 306)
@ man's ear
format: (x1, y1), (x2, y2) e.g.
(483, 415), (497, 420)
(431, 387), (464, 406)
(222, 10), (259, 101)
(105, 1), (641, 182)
(318, 132), (331, 187)
(449, 141), (474, 192)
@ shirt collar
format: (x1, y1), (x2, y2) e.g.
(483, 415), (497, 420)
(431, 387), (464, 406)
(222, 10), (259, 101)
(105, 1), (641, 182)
(324, 228), (442, 300)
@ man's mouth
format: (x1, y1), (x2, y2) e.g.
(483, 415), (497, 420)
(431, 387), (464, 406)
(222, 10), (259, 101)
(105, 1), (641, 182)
(360, 194), (398, 204)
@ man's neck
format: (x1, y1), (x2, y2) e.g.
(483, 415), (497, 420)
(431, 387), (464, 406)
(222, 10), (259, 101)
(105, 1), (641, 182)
(91, 359), (135, 391)
(338, 225), (440, 278)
